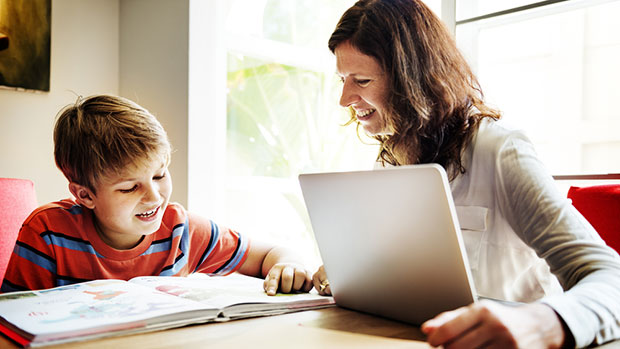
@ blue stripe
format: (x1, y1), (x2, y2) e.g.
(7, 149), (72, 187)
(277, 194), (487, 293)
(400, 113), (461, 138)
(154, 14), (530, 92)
(214, 234), (248, 275)
(63, 205), (83, 215)
(193, 220), (220, 272)
(14, 242), (57, 273)
(41, 231), (105, 258)
(141, 236), (173, 256)
(159, 220), (189, 276)
(56, 276), (90, 287)
(57, 279), (77, 286)
(178, 220), (190, 252)
(1, 279), (28, 293)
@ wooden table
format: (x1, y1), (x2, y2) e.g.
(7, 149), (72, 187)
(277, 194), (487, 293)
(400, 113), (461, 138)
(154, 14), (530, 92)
(1, 306), (619, 348)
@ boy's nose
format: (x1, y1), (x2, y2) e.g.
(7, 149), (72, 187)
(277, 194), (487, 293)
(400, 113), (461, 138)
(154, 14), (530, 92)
(142, 182), (160, 203)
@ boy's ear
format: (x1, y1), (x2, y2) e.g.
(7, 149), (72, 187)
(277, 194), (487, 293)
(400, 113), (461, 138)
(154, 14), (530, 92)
(68, 182), (96, 209)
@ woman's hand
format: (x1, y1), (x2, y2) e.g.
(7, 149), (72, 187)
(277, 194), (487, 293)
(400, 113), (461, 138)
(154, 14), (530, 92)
(312, 265), (332, 296)
(421, 300), (570, 348)
(263, 263), (313, 296)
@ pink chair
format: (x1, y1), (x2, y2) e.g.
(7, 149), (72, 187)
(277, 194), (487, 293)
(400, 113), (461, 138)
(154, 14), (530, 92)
(568, 184), (620, 253)
(0, 178), (38, 282)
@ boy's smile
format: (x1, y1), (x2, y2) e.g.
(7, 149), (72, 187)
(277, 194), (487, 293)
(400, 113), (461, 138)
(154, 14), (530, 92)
(74, 158), (172, 250)
(135, 206), (160, 221)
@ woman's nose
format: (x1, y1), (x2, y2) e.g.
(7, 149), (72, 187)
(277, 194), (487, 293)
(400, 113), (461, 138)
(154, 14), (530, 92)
(339, 81), (359, 107)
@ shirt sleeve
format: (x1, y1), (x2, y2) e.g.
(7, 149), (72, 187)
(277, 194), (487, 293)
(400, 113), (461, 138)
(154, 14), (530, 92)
(187, 212), (250, 276)
(1, 214), (58, 292)
(495, 132), (620, 347)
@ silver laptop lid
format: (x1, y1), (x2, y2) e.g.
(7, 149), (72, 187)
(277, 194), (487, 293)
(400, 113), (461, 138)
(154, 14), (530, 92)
(299, 164), (477, 325)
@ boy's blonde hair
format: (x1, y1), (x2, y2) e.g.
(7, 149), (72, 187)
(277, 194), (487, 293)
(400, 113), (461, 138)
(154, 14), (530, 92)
(54, 94), (171, 193)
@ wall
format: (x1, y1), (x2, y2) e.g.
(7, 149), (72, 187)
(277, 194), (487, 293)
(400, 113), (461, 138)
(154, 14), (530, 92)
(119, 0), (189, 207)
(0, 0), (192, 207)
(0, 0), (120, 205)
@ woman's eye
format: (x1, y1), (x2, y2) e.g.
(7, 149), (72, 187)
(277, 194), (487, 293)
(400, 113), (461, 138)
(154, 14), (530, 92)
(356, 79), (371, 86)
(119, 185), (138, 193)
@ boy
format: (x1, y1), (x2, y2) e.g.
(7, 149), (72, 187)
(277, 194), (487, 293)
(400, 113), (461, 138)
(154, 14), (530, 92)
(2, 94), (314, 295)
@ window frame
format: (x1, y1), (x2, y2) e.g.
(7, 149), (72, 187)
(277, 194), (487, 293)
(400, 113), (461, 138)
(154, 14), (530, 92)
(187, 0), (620, 222)
(448, 0), (620, 179)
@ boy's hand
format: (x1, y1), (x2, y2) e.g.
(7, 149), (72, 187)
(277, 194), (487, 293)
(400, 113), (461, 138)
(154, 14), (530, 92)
(239, 242), (314, 295)
(263, 263), (313, 296)
(312, 265), (331, 296)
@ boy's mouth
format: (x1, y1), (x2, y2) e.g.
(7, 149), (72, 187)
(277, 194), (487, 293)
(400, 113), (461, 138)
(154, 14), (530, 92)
(136, 206), (160, 220)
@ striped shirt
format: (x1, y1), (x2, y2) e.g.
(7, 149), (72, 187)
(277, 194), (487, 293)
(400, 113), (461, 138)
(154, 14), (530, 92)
(1, 199), (249, 292)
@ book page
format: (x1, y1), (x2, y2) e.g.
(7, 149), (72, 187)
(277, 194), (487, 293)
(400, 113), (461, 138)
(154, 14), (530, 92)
(0, 279), (215, 341)
(129, 273), (334, 315)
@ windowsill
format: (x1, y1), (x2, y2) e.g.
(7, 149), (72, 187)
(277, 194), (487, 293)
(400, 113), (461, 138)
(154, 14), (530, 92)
(553, 174), (620, 180)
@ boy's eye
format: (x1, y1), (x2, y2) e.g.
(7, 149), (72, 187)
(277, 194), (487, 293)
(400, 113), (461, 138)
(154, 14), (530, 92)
(119, 185), (138, 193)
(154, 173), (166, 180)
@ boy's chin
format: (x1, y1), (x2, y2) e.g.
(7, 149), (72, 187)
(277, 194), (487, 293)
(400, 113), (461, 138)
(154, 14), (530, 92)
(147, 223), (164, 235)
(136, 219), (164, 236)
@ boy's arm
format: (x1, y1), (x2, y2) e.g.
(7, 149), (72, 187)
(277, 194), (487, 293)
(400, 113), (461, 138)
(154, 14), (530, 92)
(237, 240), (313, 295)
(2, 224), (56, 292)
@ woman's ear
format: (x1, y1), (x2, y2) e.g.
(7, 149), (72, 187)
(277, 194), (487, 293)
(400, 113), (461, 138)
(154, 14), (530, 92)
(68, 182), (96, 209)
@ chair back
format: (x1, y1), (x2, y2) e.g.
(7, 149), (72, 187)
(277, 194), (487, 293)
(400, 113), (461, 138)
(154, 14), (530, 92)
(0, 178), (38, 282)
(568, 184), (620, 253)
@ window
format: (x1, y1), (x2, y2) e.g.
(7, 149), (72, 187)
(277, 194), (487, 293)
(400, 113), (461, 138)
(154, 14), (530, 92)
(218, 0), (377, 266)
(191, 1), (620, 261)
(188, 0), (443, 266)
(455, 0), (620, 176)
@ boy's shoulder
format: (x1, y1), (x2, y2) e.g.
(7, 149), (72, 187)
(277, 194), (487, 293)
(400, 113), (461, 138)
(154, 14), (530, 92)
(163, 201), (185, 214)
(27, 198), (82, 219)
(159, 202), (190, 231)
(162, 202), (187, 222)
(23, 198), (88, 229)
(160, 203), (218, 235)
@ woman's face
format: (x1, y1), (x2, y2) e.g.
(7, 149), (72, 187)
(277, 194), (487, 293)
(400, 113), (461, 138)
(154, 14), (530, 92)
(335, 41), (390, 136)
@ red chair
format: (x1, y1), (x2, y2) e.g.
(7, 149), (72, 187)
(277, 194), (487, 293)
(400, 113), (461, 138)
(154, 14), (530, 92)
(568, 184), (620, 253)
(0, 178), (38, 282)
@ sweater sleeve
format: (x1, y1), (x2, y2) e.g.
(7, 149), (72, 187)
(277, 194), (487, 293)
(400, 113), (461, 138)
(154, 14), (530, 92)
(494, 132), (620, 347)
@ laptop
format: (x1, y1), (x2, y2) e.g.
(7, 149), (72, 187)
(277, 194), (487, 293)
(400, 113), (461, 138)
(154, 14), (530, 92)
(298, 164), (478, 325)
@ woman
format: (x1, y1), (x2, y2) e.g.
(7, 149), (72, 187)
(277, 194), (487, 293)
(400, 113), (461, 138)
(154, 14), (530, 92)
(312, 0), (620, 347)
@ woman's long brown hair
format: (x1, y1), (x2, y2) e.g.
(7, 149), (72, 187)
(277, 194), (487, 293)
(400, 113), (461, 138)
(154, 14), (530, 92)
(329, 0), (500, 179)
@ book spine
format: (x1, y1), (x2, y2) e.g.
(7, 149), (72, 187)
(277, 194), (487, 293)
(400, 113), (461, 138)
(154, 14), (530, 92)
(0, 322), (31, 347)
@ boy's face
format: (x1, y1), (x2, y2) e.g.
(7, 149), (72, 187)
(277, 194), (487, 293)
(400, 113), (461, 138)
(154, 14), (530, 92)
(79, 158), (172, 249)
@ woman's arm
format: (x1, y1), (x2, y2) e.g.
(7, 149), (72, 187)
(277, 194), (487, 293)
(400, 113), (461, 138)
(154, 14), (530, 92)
(497, 132), (620, 347)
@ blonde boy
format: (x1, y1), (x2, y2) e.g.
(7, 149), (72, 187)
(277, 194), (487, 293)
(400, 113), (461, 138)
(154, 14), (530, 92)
(2, 95), (314, 294)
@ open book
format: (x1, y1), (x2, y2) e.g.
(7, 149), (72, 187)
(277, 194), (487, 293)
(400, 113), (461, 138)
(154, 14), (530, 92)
(0, 273), (335, 347)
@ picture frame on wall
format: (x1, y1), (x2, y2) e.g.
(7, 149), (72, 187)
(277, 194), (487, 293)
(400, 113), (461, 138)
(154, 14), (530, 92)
(0, 0), (51, 92)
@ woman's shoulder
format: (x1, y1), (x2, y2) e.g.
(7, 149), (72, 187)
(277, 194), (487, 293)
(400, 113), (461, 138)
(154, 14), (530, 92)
(460, 118), (538, 177)
(473, 118), (532, 153)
